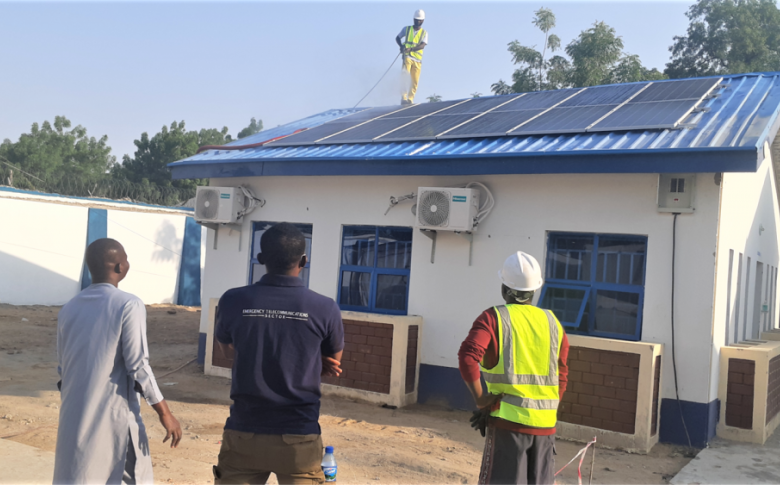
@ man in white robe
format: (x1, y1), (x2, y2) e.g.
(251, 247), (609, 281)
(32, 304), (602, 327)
(54, 238), (182, 485)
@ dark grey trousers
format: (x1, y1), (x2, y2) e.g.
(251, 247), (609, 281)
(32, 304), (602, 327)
(478, 427), (556, 485)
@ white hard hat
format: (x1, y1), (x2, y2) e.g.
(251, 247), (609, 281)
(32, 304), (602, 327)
(414, 9), (425, 20)
(498, 251), (544, 292)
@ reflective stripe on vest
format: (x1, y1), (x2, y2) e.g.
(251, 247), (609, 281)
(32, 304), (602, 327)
(404, 26), (425, 61)
(480, 304), (564, 428)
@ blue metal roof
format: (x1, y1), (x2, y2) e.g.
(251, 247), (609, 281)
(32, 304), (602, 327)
(169, 73), (780, 179)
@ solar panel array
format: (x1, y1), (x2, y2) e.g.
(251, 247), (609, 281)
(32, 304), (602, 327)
(268, 78), (722, 147)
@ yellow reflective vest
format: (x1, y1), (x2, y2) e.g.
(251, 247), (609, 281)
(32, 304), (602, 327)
(403, 26), (426, 62)
(480, 304), (564, 428)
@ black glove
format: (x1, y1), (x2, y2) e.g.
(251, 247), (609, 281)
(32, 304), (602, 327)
(470, 408), (490, 437)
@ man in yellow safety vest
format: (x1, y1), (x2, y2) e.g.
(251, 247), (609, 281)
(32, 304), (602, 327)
(395, 9), (428, 105)
(458, 251), (570, 485)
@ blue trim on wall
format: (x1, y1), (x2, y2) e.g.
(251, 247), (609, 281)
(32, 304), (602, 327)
(80, 208), (108, 290)
(169, 146), (759, 180)
(197, 332), (207, 365)
(177, 217), (202, 306)
(417, 364), (477, 411)
(659, 398), (719, 448)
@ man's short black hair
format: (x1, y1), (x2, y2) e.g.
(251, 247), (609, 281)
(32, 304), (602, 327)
(260, 223), (306, 273)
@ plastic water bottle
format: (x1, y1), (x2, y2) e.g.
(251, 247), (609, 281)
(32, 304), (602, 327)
(321, 445), (337, 482)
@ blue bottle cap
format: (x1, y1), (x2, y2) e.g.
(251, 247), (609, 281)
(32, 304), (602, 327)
(325, 446), (334, 454)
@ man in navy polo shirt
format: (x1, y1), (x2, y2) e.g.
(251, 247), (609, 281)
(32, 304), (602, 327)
(213, 223), (344, 484)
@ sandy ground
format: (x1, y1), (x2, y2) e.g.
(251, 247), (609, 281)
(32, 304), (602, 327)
(0, 303), (694, 484)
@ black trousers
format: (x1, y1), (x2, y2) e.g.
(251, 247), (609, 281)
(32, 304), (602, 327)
(478, 427), (556, 485)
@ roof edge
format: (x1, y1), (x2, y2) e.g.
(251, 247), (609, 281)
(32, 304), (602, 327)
(170, 146), (759, 180)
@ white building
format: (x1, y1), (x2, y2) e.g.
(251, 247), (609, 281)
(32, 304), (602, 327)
(171, 73), (780, 450)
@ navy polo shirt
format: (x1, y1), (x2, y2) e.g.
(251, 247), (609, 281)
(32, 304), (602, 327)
(215, 274), (344, 435)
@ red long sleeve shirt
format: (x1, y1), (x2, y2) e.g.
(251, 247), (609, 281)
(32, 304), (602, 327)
(458, 306), (569, 436)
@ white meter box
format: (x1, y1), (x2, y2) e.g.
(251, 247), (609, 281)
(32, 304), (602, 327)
(657, 174), (695, 213)
(415, 187), (480, 232)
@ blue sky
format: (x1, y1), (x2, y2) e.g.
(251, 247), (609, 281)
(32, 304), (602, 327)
(0, 1), (694, 161)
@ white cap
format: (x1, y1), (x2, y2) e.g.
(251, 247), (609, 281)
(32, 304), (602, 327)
(498, 251), (544, 292)
(414, 9), (425, 20)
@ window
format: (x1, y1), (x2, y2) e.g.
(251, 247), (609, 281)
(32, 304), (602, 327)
(249, 222), (313, 286)
(539, 233), (648, 340)
(338, 226), (412, 315)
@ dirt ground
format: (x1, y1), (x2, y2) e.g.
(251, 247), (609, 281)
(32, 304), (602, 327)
(0, 303), (694, 484)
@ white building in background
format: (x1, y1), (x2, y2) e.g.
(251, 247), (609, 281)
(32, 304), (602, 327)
(0, 188), (204, 307)
(170, 73), (780, 449)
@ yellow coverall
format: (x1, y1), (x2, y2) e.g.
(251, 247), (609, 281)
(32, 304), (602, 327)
(402, 57), (422, 104)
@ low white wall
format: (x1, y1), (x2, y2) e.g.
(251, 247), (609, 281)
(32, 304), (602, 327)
(0, 197), (88, 305)
(0, 190), (199, 306)
(199, 171), (721, 406)
(106, 210), (185, 304)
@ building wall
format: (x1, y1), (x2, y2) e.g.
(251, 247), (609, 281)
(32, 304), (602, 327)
(708, 145), (780, 437)
(0, 197), (88, 305)
(106, 210), (186, 304)
(199, 172), (722, 425)
(0, 190), (203, 307)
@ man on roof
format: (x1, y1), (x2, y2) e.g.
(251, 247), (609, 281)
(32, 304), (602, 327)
(395, 9), (428, 105)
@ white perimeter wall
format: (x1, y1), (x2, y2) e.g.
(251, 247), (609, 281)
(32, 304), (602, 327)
(0, 198), (88, 305)
(0, 192), (198, 306)
(106, 210), (186, 305)
(710, 145), (780, 401)
(200, 171), (722, 404)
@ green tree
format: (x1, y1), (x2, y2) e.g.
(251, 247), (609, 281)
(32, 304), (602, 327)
(610, 55), (668, 83)
(566, 21), (624, 87)
(471, 92), (482, 98)
(0, 116), (115, 183)
(665, 0), (780, 78)
(491, 80), (514, 95)
(237, 117), (263, 139)
(427, 94), (443, 103)
(112, 121), (231, 191)
(492, 13), (664, 94)
(532, 8), (561, 90)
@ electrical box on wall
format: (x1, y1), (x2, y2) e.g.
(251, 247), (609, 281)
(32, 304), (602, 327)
(657, 174), (696, 213)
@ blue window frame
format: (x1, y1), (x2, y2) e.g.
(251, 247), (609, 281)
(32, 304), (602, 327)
(538, 233), (648, 341)
(249, 222), (313, 286)
(337, 226), (413, 315)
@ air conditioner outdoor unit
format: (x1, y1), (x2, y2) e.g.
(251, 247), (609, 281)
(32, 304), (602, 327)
(194, 186), (244, 223)
(415, 187), (479, 232)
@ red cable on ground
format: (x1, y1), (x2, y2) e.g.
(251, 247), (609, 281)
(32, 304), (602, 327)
(196, 128), (308, 154)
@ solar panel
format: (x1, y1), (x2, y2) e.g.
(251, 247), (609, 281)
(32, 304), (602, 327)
(377, 114), (483, 141)
(588, 100), (702, 132)
(629, 78), (719, 103)
(590, 78), (721, 131)
(510, 105), (617, 135)
(270, 78), (722, 147)
(558, 83), (646, 107)
(314, 100), (468, 144)
(439, 109), (546, 138)
(267, 105), (406, 146)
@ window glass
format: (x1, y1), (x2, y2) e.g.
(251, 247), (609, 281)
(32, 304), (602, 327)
(542, 232), (647, 340)
(376, 274), (409, 311)
(339, 226), (413, 314)
(546, 235), (593, 282)
(540, 286), (589, 327)
(594, 290), (640, 336)
(341, 227), (376, 267)
(597, 237), (646, 285)
(377, 227), (413, 269)
(339, 271), (371, 308)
